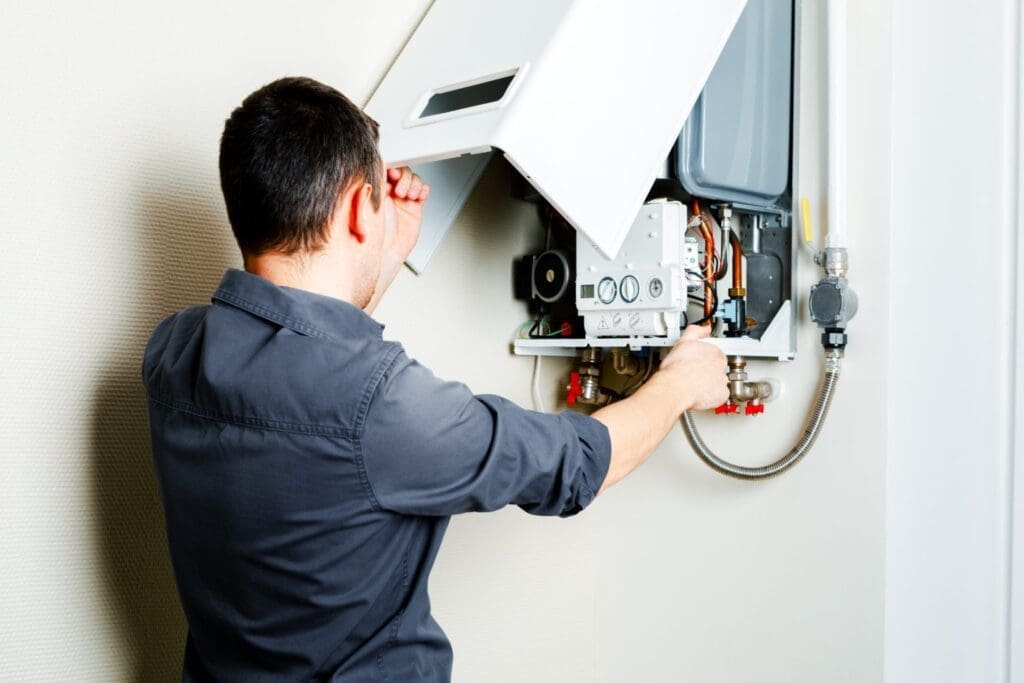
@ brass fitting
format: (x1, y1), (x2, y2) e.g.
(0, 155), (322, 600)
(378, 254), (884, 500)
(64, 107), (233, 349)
(726, 356), (774, 404)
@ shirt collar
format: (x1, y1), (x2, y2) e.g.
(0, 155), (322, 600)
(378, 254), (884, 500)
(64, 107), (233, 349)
(211, 268), (384, 341)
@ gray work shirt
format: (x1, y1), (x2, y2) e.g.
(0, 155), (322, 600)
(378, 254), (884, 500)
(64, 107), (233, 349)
(143, 269), (611, 682)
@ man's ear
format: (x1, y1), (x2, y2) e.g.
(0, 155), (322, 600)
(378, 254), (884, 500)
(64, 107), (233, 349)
(346, 182), (376, 244)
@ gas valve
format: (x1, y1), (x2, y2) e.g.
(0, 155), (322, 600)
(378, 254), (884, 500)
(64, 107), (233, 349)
(566, 371), (582, 406)
(744, 401), (765, 416)
(710, 356), (778, 416)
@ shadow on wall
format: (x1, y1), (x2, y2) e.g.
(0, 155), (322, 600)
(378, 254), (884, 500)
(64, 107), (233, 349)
(89, 152), (238, 682)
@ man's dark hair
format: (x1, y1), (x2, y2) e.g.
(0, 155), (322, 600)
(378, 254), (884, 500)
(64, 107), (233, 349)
(219, 77), (382, 255)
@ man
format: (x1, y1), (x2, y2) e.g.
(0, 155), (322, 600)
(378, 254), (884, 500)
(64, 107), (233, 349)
(144, 77), (728, 682)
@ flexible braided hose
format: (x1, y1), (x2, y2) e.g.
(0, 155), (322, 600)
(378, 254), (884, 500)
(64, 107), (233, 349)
(680, 353), (842, 480)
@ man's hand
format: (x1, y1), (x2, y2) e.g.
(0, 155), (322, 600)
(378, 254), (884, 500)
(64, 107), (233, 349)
(364, 167), (429, 313)
(592, 325), (728, 493)
(656, 324), (730, 412)
(385, 166), (429, 262)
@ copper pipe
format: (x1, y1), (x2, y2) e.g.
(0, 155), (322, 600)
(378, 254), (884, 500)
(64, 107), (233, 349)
(693, 200), (715, 321)
(729, 230), (744, 295)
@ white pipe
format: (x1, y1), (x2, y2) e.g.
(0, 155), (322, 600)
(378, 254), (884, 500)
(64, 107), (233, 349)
(826, 0), (848, 250)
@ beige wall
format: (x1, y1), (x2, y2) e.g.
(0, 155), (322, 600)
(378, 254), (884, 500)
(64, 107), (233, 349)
(0, 1), (890, 681)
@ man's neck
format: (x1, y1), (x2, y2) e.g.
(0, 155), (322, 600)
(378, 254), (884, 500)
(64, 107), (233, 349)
(244, 251), (356, 305)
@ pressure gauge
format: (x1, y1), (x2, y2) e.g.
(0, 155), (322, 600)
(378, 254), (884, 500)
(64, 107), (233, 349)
(597, 276), (617, 304)
(620, 275), (639, 303)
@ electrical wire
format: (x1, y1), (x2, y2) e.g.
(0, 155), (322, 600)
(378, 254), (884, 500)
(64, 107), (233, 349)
(527, 306), (550, 338)
(525, 316), (567, 339)
(703, 212), (729, 282)
(690, 200), (718, 321)
(514, 319), (546, 412)
(531, 355), (545, 413)
(685, 269), (718, 326)
(690, 292), (718, 326)
(688, 216), (719, 275)
(686, 271), (710, 288)
(515, 320), (535, 339)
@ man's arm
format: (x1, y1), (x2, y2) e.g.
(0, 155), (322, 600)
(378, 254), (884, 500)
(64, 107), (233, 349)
(357, 327), (727, 518)
(359, 348), (611, 518)
(593, 324), (728, 493)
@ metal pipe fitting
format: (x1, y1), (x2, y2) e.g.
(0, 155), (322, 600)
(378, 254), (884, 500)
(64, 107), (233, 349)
(822, 246), (849, 279)
(725, 356), (774, 404)
(577, 348), (603, 404)
(748, 212), (762, 255)
(611, 348), (640, 377)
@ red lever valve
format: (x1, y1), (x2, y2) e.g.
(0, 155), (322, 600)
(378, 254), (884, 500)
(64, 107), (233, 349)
(745, 402), (765, 416)
(566, 371), (582, 406)
(715, 402), (739, 415)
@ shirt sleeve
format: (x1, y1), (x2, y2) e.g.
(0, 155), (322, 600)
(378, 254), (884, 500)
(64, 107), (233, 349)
(357, 348), (612, 517)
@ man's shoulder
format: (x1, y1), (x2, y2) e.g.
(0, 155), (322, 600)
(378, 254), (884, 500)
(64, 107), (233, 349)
(141, 304), (213, 400)
(149, 305), (209, 339)
(143, 305), (209, 372)
(142, 301), (402, 432)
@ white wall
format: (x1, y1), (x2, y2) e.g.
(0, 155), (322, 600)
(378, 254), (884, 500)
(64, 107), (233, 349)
(0, 2), (433, 678)
(0, 1), (891, 681)
(885, 2), (1022, 682)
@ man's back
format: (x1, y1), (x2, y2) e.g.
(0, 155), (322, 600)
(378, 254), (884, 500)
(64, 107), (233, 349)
(144, 269), (451, 681)
(144, 269), (611, 681)
(144, 76), (724, 682)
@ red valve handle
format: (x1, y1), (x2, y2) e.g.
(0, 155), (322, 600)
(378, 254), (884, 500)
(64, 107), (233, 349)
(566, 371), (582, 406)
(745, 402), (765, 416)
(715, 402), (739, 415)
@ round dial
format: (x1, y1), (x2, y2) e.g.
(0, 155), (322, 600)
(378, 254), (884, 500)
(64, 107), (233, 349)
(620, 275), (640, 303)
(648, 277), (663, 299)
(597, 276), (617, 304)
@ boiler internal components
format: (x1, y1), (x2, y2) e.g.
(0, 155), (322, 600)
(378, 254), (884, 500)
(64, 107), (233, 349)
(516, 249), (573, 305)
(513, 242), (581, 339)
(575, 199), (687, 340)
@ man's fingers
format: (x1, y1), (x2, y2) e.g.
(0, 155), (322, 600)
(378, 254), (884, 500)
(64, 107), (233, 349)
(681, 324), (711, 341)
(386, 167), (430, 203)
(407, 175), (424, 201)
(393, 169), (413, 198)
(387, 166), (412, 198)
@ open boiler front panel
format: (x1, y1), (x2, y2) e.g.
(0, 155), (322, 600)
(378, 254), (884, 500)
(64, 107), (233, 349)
(367, 0), (857, 479)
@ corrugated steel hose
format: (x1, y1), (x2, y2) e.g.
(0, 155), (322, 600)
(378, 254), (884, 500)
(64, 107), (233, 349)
(680, 351), (842, 480)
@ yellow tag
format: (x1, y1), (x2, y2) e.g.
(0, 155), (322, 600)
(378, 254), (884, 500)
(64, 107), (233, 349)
(800, 197), (813, 244)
